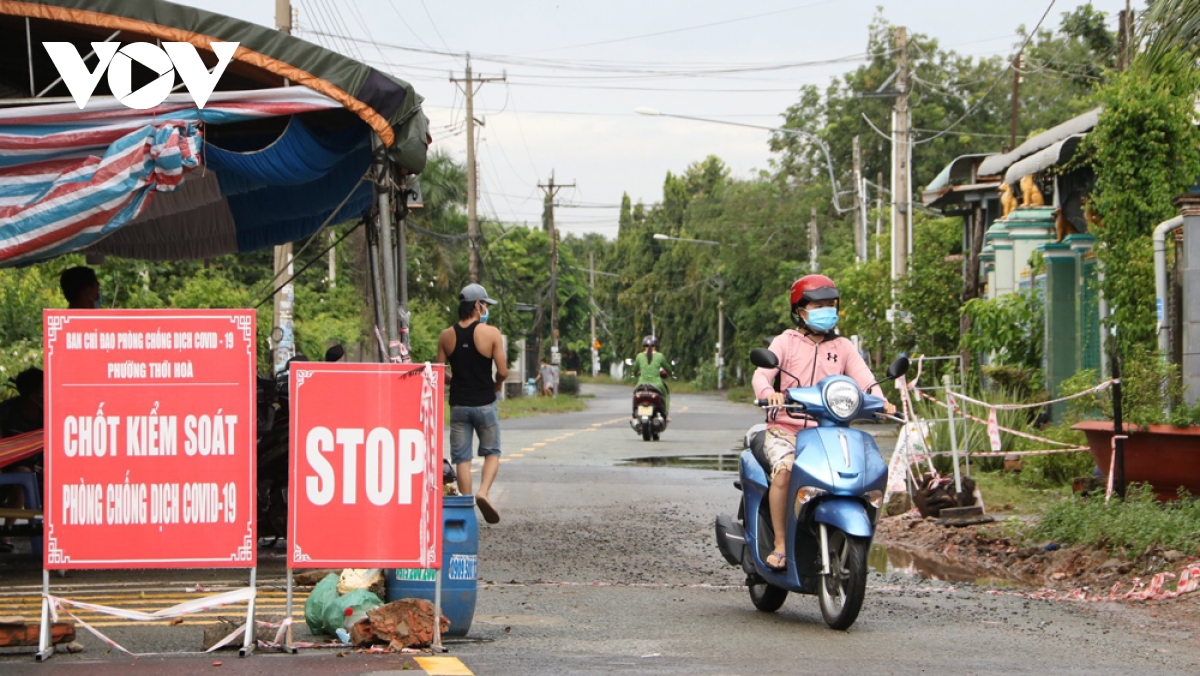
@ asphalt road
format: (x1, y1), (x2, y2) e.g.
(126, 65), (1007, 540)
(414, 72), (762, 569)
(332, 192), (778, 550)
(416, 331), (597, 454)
(2, 383), (1198, 675)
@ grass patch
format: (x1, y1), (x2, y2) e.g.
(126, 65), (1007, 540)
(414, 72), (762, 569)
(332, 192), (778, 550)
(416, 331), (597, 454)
(726, 385), (754, 404)
(1028, 483), (1200, 554)
(497, 395), (587, 419)
(972, 471), (1071, 516)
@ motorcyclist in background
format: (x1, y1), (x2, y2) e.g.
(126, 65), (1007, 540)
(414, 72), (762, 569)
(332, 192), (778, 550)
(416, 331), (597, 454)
(632, 335), (672, 419)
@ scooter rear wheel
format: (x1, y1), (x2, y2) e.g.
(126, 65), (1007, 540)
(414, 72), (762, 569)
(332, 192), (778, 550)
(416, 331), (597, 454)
(642, 425), (652, 441)
(818, 528), (868, 630)
(748, 579), (787, 612)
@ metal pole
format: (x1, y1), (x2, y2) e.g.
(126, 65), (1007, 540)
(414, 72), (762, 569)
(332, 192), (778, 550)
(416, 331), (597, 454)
(432, 567), (445, 652)
(375, 137), (401, 361)
(239, 568), (257, 657)
(590, 251), (599, 377)
(368, 226), (387, 362)
(717, 294), (724, 390)
(944, 374), (963, 498)
(25, 18), (35, 97)
(464, 55), (479, 283)
(36, 568), (52, 661)
(399, 213), (410, 352)
(285, 568), (296, 653)
(1111, 350), (1126, 498)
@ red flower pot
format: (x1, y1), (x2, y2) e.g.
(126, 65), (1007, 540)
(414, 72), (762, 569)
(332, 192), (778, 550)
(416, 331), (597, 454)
(1072, 420), (1200, 500)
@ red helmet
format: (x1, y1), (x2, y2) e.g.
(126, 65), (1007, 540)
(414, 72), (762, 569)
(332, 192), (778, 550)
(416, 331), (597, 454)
(790, 274), (839, 309)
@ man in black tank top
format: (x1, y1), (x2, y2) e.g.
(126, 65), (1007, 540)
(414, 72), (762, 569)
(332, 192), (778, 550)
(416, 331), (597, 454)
(437, 284), (508, 524)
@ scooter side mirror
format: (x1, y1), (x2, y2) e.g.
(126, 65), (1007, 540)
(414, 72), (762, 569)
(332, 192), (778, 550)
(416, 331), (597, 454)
(886, 356), (910, 380)
(750, 348), (778, 370)
(670, 358), (679, 367)
(624, 358), (634, 367)
(324, 344), (345, 362)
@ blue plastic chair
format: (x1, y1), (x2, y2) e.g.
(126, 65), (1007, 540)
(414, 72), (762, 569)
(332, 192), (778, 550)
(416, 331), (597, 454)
(0, 472), (42, 555)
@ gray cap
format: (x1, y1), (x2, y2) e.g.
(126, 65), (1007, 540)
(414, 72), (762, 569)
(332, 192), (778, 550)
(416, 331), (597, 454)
(459, 283), (497, 305)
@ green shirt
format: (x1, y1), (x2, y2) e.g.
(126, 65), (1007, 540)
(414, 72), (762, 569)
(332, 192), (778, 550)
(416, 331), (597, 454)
(634, 351), (669, 390)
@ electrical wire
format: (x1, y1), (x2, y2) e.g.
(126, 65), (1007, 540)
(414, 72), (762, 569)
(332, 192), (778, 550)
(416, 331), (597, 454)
(913, 0), (1058, 145)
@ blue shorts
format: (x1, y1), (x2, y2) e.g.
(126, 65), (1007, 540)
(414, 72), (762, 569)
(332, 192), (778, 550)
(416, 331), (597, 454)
(450, 403), (501, 464)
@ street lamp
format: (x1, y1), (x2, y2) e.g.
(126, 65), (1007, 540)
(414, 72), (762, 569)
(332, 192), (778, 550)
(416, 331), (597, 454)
(653, 233), (726, 390)
(653, 233), (719, 246)
(635, 107), (850, 215)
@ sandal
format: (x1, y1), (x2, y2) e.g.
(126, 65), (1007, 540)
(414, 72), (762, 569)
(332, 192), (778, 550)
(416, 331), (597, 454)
(765, 551), (787, 571)
(475, 495), (500, 524)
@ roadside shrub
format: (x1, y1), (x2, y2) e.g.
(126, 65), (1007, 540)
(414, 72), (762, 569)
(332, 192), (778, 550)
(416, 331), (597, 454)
(1013, 424), (1094, 488)
(691, 360), (718, 391)
(558, 373), (580, 396)
(1029, 483), (1200, 554)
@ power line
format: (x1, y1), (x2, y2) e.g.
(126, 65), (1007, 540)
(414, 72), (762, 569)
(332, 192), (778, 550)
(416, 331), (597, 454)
(913, 0), (1058, 145)
(510, 0), (841, 56)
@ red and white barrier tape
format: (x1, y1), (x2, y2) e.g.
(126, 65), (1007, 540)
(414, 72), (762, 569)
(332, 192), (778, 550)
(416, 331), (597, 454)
(45, 586), (258, 656)
(948, 379), (1115, 411)
(911, 388), (1089, 456)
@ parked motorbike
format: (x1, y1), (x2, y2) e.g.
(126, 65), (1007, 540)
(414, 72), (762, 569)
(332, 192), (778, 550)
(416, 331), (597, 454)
(714, 347), (908, 629)
(256, 344), (345, 540)
(625, 357), (677, 442)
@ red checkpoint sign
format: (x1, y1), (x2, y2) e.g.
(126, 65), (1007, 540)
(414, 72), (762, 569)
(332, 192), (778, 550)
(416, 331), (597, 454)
(289, 363), (443, 569)
(43, 310), (257, 569)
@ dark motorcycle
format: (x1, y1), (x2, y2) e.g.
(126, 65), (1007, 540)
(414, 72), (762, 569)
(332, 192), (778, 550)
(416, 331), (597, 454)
(630, 383), (668, 441)
(625, 357), (677, 442)
(256, 344), (344, 541)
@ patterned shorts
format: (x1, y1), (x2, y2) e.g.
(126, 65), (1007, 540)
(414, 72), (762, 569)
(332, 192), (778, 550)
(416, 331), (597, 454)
(763, 427), (798, 479)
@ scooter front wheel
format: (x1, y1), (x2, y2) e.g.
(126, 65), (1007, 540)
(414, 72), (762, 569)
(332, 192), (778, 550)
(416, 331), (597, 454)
(748, 579), (787, 612)
(818, 528), (868, 630)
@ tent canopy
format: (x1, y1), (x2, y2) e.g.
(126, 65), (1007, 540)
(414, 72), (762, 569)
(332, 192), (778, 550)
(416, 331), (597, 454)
(0, 0), (429, 266)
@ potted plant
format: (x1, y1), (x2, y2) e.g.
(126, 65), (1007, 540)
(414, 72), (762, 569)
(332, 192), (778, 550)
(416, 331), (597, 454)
(1064, 356), (1200, 500)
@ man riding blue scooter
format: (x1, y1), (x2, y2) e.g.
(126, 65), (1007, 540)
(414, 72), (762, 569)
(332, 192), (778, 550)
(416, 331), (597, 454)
(752, 275), (895, 571)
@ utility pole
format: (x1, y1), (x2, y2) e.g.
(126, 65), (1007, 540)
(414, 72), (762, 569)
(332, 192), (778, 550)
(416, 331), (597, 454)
(1117, 8), (1128, 72)
(538, 172), (575, 363)
(716, 292), (724, 390)
(451, 55), (505, 283)
(272, 0), (294, 374)
(852, 135), (866, 262)
(1010, 52), (1022, 151)
(876, 171), (884, 261)
(809, 206), (820, 273)
(890, 25), (910, 289)
(589, 251), (599, 378)
(328, 231), (336, 288)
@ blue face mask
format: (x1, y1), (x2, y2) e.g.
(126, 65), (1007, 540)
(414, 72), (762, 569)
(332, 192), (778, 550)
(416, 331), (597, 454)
(94, 292), (103, 309)
(479, 305), (490, 324)
(805, 307), (839, 333)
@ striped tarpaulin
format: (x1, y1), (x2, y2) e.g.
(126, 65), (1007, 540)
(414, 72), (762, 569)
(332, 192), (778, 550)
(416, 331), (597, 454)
(0, 429), (43, 468)
(0, 88), (345, 267)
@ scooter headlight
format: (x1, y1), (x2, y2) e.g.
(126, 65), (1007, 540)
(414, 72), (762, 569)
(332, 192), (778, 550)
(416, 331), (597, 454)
(823, 380), (862, 420)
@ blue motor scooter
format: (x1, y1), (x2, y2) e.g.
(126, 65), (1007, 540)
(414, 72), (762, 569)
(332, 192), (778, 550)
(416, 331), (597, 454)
(715, 348), (908, 629)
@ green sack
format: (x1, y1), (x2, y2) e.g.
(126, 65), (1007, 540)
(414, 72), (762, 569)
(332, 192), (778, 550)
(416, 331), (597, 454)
(304, 573), (384, 636)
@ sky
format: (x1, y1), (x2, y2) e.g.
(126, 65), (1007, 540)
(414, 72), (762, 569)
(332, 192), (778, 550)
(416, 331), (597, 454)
(177, 0), (1135, 238)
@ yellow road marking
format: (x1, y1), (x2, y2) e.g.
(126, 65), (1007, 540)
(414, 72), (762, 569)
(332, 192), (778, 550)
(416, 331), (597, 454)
(510, 453), (524, 458)
(415, 656), (474, 675)
(521, 446), (535, 451)
(532, 442), (546, 447)
(499, 458), (510, 463)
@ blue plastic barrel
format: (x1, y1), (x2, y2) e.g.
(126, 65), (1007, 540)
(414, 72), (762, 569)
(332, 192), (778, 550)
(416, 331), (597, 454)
(386, 495), (478, 636)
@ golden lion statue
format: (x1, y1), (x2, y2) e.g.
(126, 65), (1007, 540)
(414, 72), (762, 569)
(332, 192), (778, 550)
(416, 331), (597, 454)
(999, 183), (1017, 218)
(1020, 175), (1045, 207)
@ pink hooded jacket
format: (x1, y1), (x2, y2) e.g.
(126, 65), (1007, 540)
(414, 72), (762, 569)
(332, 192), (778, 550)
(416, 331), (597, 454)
(751, 329), (880, 435)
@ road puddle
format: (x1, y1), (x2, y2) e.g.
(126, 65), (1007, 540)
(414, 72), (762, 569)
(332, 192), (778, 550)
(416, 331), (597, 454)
(619, 454), (738, 472)
(870, 543), (1023, 587)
